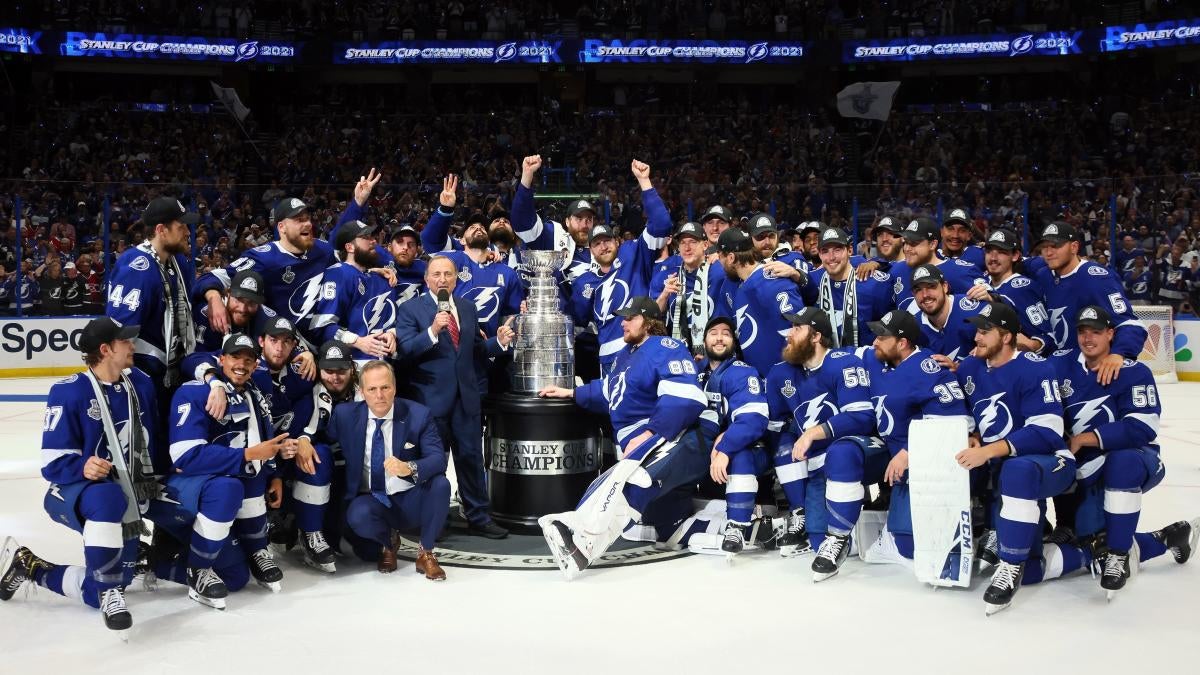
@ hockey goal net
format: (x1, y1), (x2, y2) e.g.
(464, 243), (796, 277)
(1134, 305), (1178, 383)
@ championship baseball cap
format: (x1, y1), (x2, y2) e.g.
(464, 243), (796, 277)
(875, 216), (902, 235)
(613, 296), (663, 321)
(64, 262), (76, 270)
(229, 269), (266, 305)
(334, 219), (377, 250)
(390, 223), (419, 241)
(566, 199), (598, 218)
(747, 213), (778, 238)
(817, 226), (851, 248)
(1076, 305), (1115, 330)
(488, 207), (511, 223)
(80, 317), (139, 353)
(901, 216), (940, 243)
(716, 227), (753, 253)
(272, 197), (308, 223)
(783, 307), (834, 342)
(675, 221), (704, 241)
(263, 316), (298, 339)
(222, 333), (260, 357)
(1036, 221), (1078, 246)
(317, 340), (354, 370)
(868, 310), (923, 344)
(700, 205), (733, 224)
(983, 228), (1019, 252)
(943, 208), (971, 228)
(799, 221), (823, 235)
(910, 263), (946, 288)
(589, 223), (617, 243)
(966, 301), (1021, 334)
(141, 197), (200, 228)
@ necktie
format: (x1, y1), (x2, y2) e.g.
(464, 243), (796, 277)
(370, 419), (389, 506)
(447, 311), (460, 349)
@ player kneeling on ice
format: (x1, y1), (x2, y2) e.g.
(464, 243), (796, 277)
(1, 318), (161, 637)
(1050, 306), (1199, 600)
(537, 297), (708, 580)
(955, 301), (1082, 615)
(764, 308), (877, 558)
(143, 334), (291, 609)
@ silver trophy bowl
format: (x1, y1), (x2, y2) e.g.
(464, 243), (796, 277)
(512, 249), (575, 393)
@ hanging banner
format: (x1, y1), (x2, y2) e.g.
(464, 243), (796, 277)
(0, 27), (42, 54)
(578, 39), (805, 64)
(843, 31), (1083, 62)
(1100, 19), (1200, 52)
(59, 32), (298, 62)
(334, 40), (563, 64)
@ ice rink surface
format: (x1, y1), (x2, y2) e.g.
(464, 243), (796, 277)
(0, 376), (1197, 675)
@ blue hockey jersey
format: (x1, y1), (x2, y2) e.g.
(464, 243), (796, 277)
(193, 302), (279, 352)
(1124, 268), (1152, 302)
(649, 257), (725, 347)
(892, 258), (986, 314)
(308, 261), (397, 359)
(764, 350), (875, 459)
(941, 245), (986, 272)
(800, 268), (894, 347)
(511, 184), (593, 282)
(733, 265), (806, 376)
(168, 377), (275, 478)
(570, 241), (667, 366)
(193, 239), (337, 329)
(697, 358), (769, 457)
(574, 335), (707, 448)
(1036, 260), (1147, 359)
(390, 259), (428, 308)
(858, 346), (971, 455)
(1051, 348), (1160, 452)
(917, 295), (988, 362)
(990, 273), (1055, 353)
(107, 242), (196, 375)
(41, 369), (162, 484)
(956, 352), (1067, 455)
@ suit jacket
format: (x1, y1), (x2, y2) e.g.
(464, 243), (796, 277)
(393, 292), (505, 418)
(328, 398), (446, 501)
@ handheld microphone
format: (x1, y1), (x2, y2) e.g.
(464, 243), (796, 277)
(436, 289), (452, 313)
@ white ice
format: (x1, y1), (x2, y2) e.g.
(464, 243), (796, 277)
(1, 376), (1197, 674)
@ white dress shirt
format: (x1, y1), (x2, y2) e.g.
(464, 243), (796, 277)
(363, 406), (413, 495)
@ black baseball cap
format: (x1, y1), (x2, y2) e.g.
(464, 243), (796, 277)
(263, 316), (298, 339)
(817, 226), (851, 248)
(868, 310), (923, 344)
(966, 301), (1021, 334)
(142, 197), (200, 228)
(272, 197), (308, 223)
(1076, 305), (1115, 330)
(1036, 221), (1078, 246)
(783, 307), (834, 342)
(942, 208), (971, 228)
(716, 227), (753, 254)
(613, 296), (662, 321)
(229, 270), (266, 305)
(875, 216), (902, 235)
(463, 212), (488, 231)
(80, 317), (139, 353)
(222, 333), (261, 357)
(901, 216), (940, 243)
(589, 223), (617, 243)
(910, 263), (946, 288)
(700, 205), (733, 224)
(390, 223), (419, 241)
(334, 220), (377, 250)
(703, 316), (738, 337)
(317, 340), (354, 370)
(747, 213), (778, 238)
(675, 221), (704, 241)
(488, 207), (511, 223)
(983, 229), (1019, 252)
(566, 199), (598, 218)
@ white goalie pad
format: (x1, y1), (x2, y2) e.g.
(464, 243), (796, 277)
(908, 417), (973, 588)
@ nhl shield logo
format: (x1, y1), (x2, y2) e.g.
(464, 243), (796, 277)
(282, 267), (296, 284)
(781, 379), (796, 398)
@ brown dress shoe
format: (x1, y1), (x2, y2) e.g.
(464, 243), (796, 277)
(378, 545), (398, 573)
(415, 548), (446, 581)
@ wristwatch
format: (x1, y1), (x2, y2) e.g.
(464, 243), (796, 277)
(406, 461), (420, 482)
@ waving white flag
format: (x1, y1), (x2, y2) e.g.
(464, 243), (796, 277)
(836, 81), (901, 121)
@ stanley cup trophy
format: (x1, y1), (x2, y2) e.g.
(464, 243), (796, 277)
(483, 249), (605, 532)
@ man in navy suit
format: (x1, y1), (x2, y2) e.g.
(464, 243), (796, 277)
(330, 361), (450, 579)
(393, 256), (515, 539)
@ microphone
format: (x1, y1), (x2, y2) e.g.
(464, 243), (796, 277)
(436, 289), (452, 313)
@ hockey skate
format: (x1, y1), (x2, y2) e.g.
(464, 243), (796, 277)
(812, 533), (851, 582)
(300, 531), (337, 573)
(860, 525), (913, 569)
(720, 521), (753, 561)
(99, 587), (132, 640)
(976, 529), (999, 572)
(538, 513), (590, 581)
(777, 508), (811, 557)
(249, 549), (283, 592)
(0, 537), (52, 602)
(983, 560), (1025, 616)
(1155, 518), (1200, 564)
(187, 567), (228, 610)
(1099, 545), (1138, 602)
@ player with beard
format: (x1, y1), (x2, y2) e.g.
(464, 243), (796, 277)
(797, 222), (823, 265)
(797, 227), (892, 348)
(511, 154), (599, 281)
(963, 229), (1055, 354)
(764, 308), (877, 558)
(308, 220), (397, 364)
(693, 317), (770, 555)
(719, 228), (806, 377)
(912, 263), (988, 365)
(420, 175), (524, 339)
(940, 209), (986, 271)
(651, 222), (726, 356)
(892, 216), (987, 314)
(385, 223), (427, 308)
(195, 270), (274, 350)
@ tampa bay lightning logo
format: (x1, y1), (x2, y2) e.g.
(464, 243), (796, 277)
(1010, 35), (1034, 56)
(464, 286), (503, 323)
(213, 429), (247, 450)
(596, 278), (631, 323)
(1049, 306), (1070, 348)
(608, 370), (629, 411)
(746, 42), (769, 63)
(735, 305), (759, 349)
(797, 393), (839, 431)
(495, 42), (517, 62)
(872, 395), (895, 437)
(394, 282), (422, 306)
(235, 42), (260, 62)
(361, 291), (397, 332)
(973, 393), (1013, 442)
(93, 420), (134, 462)
(289, 275), (324, 319)
(1066, 396), (1115, 436)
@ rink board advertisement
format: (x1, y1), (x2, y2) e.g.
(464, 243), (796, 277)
(0, 317), (91, 377)
(58, 32), (299, 62)
(1171, 317), (1200, 381)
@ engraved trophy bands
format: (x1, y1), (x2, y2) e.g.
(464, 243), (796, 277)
(512, 250), (575, 393)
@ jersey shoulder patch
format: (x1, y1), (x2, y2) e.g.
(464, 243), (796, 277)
(730, 359), (753, 369)
(953, 259), (976, 268)
(658, 337), (681, 350)
(1052, 348), (1074, 358)
(56, 373), (80, 385)
(129, 255), (151, 271)
(958, 297), (980, 311)
(920, 358), (942, 374)
(253, 244), (272, 253)
(1087, 265), (1110, 277)
(1010, 276), (1032, 288)
(1122, 358), (1139, 368)
(827, 350), (850, 359)
(1021, 352), (1046, 363)
(871, 270), (891, 282)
